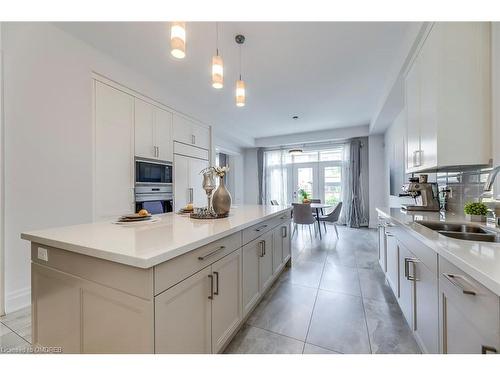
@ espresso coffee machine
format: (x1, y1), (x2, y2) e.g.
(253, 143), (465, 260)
(400, 180), (440, 212)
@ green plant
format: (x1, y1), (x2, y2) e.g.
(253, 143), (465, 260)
(463, 202), (488, 216)
(298, 189), (309, 200)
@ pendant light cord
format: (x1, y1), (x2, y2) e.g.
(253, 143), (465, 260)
(216, 22), (219, 56)
(239, 43), (242, 80)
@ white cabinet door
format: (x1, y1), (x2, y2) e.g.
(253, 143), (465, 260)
(173, 114), (195, 145)
(418, 26), (438, 171)
(272, 226), (283, 275)
(385, 233), (399, 297)
(405, 60), (421, 172)
(189, 157), (209, 208)
(155, 107), (173, 162)
(155, 266), (212, 353)
(413, 260), (439, 353)
(211, 249), (242, 353)
(174, 154), (190, 210)
(378, 225), (387, 273)
(259, 231), (274, 293)
(134, 98), (155, 159)
(95, 81), (135, 219)
(242, 239), (261, 316)
(282, 222), (291, 262)
(398, 242), (414, 328)
(192, 124), (210, 150)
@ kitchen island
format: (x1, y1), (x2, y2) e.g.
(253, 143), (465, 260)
(21, 205), (292, 353)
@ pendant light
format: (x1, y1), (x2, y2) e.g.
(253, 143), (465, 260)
(235, 34), (246, 107)
(289, 148), (303, 156)
(212, 23), (224, 89)
(170, 21), (186, 59)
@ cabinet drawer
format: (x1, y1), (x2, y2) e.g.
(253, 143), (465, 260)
(439, 256), (500, 347)
(241, 212), (290, 245)
(392, 225), (438, 274)
(154, 232), (242, 295)
(174, 141), (209, 160)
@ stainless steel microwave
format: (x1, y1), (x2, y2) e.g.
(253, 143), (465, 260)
(135, 158), (173, 185)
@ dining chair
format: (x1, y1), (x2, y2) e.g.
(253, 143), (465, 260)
(318, 202), (342, 238)
(291, 203), (317, 240)
(270, 200), (279, 205)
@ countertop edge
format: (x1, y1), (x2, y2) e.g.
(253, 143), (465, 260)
(21, 207), (292, 269)
(376, 207), (500, 296)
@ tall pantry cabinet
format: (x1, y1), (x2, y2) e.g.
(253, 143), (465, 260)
(93, 77), (212, 219)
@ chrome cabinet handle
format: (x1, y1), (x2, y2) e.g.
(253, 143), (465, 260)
(188, 187), (193, 203)
(208, 274), (214, 300)
(157, 146), (160, 157)
(213, 271), (219, 296)
(404, 258), (419, 281)
(443, 273), (477, 296)
(385, 232), (394, 237)
(255, 224), (268, 232)
(198, 246), (226, 261)
(482, 345), (497, 354)
(259, 240), (265, 257)
(282, 226), (287, 238)
(191, 134), (195, 144)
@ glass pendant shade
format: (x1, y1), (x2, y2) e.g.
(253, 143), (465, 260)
(212, 55), (224, 89)
(236, 79), (246, 107)
(170, 22), (186, 59)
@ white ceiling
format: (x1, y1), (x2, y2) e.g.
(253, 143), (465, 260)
(56, 22), (415, 146)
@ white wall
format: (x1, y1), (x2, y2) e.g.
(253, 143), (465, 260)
(368, 135), (386, 228)
(2, 23), (228, 313)
(255, 125), (369, 148)
(243, 148), (259, 204)
(0, 22), (5, 316)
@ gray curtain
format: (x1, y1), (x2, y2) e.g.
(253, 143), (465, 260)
(339, 139), (367, 227)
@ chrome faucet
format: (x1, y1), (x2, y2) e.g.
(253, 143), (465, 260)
(484, 166), (500, 192)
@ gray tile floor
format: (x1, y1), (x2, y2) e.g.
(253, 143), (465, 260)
(0, 225), (420, 354)
(0, 306), (32, 353)
(225, 224), (421, 354)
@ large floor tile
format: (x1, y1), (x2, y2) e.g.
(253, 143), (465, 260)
(303, 343), (340, 354)
(358, 268), (397, 304)
(247, 282), (317, 341)
(307, 290), (371, 354)
(325, 248), (357, 268)
(278, 260), (324, 289)
(319, 263), (361, 297)
(355, 250), (380, 269)
(0, 307), (32, 344)
(0, 331), (30, 353)
(363, 298), (421, 354)
(295, 246), (328, 264)
(224, 325), (304, 354)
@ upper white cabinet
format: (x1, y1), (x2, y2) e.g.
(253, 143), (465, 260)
(173, 114), (210, 150)
(134, 98), (173, 161)
(405, 22), (491, 172)
(94, 81), (135, 219)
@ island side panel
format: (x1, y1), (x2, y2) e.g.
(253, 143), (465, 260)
(30, 243), (155, 353)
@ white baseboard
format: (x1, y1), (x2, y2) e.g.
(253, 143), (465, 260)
(5, 287), (30, 314)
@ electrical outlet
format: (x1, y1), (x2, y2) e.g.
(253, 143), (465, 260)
(37, 247), (48, 262)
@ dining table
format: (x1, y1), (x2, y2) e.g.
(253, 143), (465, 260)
(310, 203), (333, 239)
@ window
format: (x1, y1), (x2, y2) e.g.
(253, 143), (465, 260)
(263, 145), (344, 206)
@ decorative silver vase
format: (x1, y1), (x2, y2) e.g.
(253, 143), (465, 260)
(212, 176), (232, 215)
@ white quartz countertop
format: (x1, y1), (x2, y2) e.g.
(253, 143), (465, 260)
(21, 205), (291, 269)
(376, 207), (500, 295)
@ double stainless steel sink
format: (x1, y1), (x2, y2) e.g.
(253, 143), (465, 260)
(416, 220), (500, 243)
